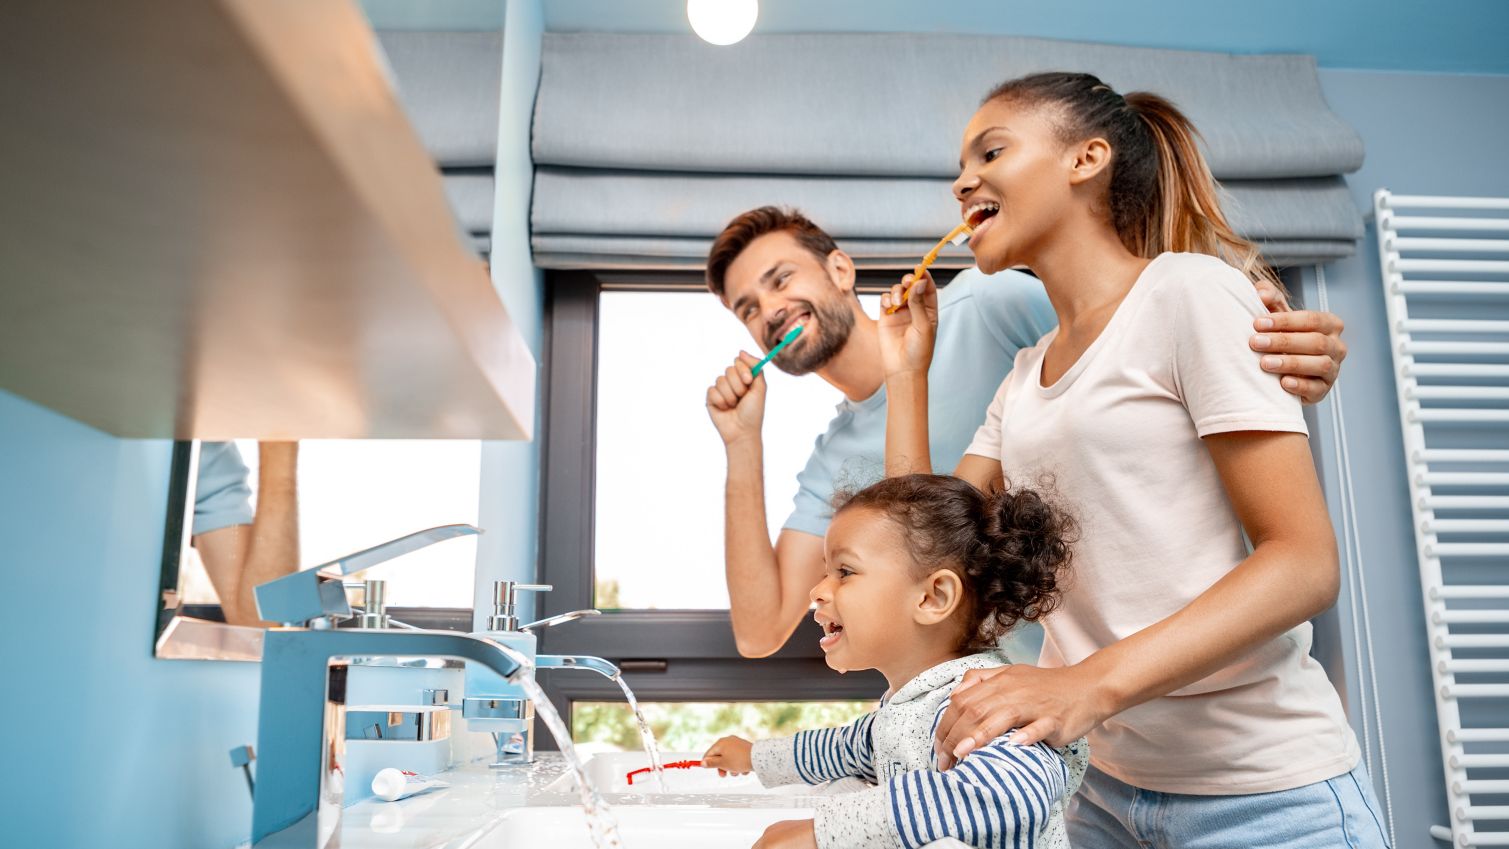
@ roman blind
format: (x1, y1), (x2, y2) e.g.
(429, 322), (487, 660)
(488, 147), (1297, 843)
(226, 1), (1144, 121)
(531, 33), (1365, 270)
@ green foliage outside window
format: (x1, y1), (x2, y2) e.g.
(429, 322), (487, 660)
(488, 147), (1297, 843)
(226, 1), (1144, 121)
(594, 577), (622, 610)
(573, 700), (876, 753)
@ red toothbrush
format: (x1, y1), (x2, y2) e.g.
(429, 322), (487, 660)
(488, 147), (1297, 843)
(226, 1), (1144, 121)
(625, 760), (705, 786)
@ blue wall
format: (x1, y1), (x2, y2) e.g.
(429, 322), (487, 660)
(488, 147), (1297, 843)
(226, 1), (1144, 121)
(477, 0), (547, 629)
(0, 390), (261, 849)
(1304, 68), (1509, 846)
(543, 0), (1509, 74)
(363, 0), (547, 622)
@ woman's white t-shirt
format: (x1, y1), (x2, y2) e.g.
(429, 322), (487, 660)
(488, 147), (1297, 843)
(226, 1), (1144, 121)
(965, 252), (1359, 795)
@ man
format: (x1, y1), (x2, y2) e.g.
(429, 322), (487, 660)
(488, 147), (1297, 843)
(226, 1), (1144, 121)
(704, 207), (1347, 659)
(192, 441), (300, 626)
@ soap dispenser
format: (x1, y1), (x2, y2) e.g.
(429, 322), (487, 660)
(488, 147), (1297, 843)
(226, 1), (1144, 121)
(464, 581), (551, 766)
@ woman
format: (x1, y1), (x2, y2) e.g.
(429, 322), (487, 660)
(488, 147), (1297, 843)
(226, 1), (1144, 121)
(879, 72), (1388, 847)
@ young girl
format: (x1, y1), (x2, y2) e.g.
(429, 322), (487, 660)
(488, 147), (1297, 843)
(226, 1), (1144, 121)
(880, 73), (1387, 846)
(702, 473), (1088, 849)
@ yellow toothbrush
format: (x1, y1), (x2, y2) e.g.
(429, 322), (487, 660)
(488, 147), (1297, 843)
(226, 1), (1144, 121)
(885, 222), (974, 315)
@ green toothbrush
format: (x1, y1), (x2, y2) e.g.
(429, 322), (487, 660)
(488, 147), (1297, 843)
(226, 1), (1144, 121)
(751, 324), (804, 377)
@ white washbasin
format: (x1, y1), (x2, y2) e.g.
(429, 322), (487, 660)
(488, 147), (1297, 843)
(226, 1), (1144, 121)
(480, 806), (813, 848)
(544, 751), (792, 796)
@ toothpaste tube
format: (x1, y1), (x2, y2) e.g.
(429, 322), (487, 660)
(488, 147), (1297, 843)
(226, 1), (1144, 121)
(371, 768), (449, 802)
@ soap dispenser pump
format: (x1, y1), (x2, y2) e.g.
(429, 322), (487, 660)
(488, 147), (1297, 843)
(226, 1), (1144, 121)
(464, 581), (551, 766)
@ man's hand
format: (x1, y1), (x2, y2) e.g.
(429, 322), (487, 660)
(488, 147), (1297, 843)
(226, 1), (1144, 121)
(934, 664), (1111, 770)
(706, 352), (767, 445)
(702, 735), (754, 777)
(751, 819), (817, 849)
(1251, 282), (1348, 405)
(878, 271), (939, 379)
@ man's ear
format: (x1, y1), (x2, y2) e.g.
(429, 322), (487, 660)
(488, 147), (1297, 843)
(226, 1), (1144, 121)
(825, 249), (857, 295)
(914, 568), (966, 626)
(1068, 136), (1113, 186)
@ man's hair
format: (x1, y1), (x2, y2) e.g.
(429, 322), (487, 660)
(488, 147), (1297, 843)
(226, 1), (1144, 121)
(706, 206), (840, 298)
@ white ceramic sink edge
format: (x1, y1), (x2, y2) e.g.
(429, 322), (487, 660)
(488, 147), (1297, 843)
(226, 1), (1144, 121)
(478, 806), (814, 848)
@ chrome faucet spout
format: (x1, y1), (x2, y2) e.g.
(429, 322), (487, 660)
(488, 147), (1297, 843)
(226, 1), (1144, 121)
(251, 628), (531, 847)
(520, 608), (601, 631)
(535, 653), (620, 679)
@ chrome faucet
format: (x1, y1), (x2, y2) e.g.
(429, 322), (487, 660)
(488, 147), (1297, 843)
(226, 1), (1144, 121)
(463, 652), (619, 769)
(248, 525), (535, 848)
(250, 627), (531, 848)
(464, 581), (616, 766)
(536, 653), (620, 678)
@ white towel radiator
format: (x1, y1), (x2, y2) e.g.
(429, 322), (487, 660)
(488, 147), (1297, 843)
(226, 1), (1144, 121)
(1375, 189), (1509, 848)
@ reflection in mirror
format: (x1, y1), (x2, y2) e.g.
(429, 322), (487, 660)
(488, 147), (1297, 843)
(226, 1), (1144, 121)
(190, 441), (300, 626)
(155, 439), (483, 661)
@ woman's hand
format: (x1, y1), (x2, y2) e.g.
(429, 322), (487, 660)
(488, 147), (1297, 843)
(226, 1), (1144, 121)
(751, 819), (817, 849)
(878, 271), (939, 379)
(934, 663), (1113, 769)
(702, 735), (754, 777)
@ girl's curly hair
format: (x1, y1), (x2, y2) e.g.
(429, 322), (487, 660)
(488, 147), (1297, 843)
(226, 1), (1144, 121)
(834, 474), (1075, 650)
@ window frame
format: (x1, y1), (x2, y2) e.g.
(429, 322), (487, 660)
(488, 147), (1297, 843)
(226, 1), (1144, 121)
(534, 270), (889, 742)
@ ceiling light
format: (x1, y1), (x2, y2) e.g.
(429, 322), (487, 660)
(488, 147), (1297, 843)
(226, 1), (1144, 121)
(687, 0), (758, 46)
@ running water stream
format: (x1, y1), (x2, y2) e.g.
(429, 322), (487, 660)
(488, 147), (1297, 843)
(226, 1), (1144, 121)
(610, 672), (667, 793)
(516, 672), (623, 849)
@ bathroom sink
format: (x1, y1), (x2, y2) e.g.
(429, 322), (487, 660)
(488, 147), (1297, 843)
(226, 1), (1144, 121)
(480, 806), (813, 848)
(543, 751), (794, 796)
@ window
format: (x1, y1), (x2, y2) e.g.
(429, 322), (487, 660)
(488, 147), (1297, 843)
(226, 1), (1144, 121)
(535, 271), (888, 745)
(593, 290), (882, 609)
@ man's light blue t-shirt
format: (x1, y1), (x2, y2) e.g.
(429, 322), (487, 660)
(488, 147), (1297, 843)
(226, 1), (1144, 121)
(783, 267), (1057, 537)
(194, 441), (255, 537)
(781, 267), (1058, 658)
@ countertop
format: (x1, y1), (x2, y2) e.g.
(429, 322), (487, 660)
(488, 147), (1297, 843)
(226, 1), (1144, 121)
(331, 754), (827, 849)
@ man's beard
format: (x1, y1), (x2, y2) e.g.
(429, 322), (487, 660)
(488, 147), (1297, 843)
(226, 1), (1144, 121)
(767, 296), (855, 376)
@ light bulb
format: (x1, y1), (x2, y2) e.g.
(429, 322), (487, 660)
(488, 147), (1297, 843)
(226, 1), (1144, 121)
(687, 0), (758, 46)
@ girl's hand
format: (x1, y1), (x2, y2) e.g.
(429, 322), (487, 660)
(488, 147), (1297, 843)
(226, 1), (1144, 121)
(878, 271), (939, 379)
(751, 818), (817, 849)
(702, 735), (754, 776)
(934, 663), (1113, 769)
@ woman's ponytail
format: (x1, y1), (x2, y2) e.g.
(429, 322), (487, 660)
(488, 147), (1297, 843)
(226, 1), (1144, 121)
(1124, 92), (1281, 292)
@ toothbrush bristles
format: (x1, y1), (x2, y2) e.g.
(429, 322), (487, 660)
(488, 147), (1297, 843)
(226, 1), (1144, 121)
(884, 224), (972, 315)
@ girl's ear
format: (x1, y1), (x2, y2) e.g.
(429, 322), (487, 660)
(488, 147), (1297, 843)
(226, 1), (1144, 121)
(1068, 136), (1113, 186)
(915, 568), (966, 626)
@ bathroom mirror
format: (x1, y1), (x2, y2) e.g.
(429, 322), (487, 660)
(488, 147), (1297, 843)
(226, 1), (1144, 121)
(153, 439), (483, 661)
(144, 24), (506, 663)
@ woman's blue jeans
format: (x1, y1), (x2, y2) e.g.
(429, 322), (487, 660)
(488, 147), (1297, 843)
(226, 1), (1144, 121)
(1068, 760), (1392, 849)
